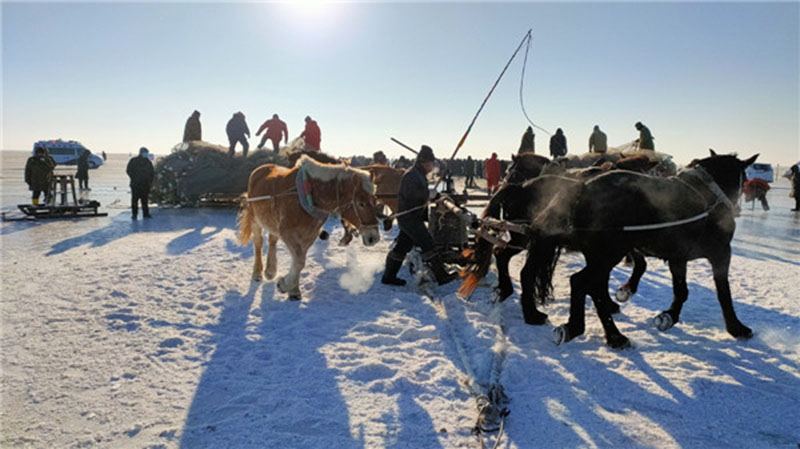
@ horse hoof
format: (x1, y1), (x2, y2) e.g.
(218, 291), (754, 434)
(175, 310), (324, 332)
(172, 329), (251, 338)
(276, 277), (288, 293)
(553, 325), (568, 345)
(264, 270), (276, 280)
(251, 276), (262, 282)
(729, 325), (753, 339)
(608, 334), (632, 349)
(289, 293), (301, 301)
(338, 234), (354, 247)
(654, 312), (674, 331)
(615, 285), (633, 303)
(492, 287), (513, 303)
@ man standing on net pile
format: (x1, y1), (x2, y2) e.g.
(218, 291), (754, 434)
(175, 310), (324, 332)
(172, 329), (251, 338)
(589, 125), (607, 154)
(256, 114), (288, 153)
(635, 121), (655, 150)
(226, 112), (251, 157)
(381, 145), (458, 287)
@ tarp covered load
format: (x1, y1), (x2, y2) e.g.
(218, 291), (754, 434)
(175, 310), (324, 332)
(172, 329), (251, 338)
(151, 141), (290, 206)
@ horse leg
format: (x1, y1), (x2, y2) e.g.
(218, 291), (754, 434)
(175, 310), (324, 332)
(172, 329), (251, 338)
(616, 250), (647, 303)
(251, 225), (264, 281)
(590, 264), (630, 349)
(554, 266), (590, 345)
(277, 240), (307, 300)
(653, 259), (687, 331)
(264, 233), (279, 280)
(519, 251), (547, 325)
(710, 248), (752, 339)
(494, 248), (519, 302)
(338, 219), (355, 246)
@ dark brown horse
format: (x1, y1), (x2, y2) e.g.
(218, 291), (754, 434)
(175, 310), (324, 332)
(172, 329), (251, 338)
(525, 152), (758, 348)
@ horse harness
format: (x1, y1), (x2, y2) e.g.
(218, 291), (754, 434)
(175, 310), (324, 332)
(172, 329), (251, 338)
(245, 165), (375, 229)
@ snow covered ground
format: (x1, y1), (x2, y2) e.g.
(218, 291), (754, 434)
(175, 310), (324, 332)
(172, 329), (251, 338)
(1, 150), (799, 449)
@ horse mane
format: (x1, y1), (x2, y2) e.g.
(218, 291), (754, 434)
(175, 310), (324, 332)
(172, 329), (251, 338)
(298, 155), (374, 194)
(516, 153), (551, 167)
(289, 150), (341, 167)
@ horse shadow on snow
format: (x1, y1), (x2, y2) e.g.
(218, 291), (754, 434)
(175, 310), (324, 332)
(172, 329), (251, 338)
(180, 220), (452, 448)
(494, 262), (799, 448)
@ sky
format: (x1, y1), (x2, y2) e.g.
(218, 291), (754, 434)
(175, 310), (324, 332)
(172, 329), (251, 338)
(1, 1), (798, 166)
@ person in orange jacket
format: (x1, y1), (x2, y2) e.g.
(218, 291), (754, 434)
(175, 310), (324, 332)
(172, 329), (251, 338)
(300, 116), (321, 151)
(485, 152), (501, 194)
(256, 114), (288, 153)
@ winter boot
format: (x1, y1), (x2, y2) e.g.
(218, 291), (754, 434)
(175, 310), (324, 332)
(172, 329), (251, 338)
(381, 252), (406, 286)
(423, 250), (458, 285)
(32, 197), (39, 205)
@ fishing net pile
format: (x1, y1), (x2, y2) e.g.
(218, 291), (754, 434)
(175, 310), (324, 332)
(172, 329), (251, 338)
(559, 141), (677, 176)
(150, 140), (316, 206)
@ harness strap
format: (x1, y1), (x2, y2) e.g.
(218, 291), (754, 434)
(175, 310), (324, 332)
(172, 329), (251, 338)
(622, 211), (709, 231)
(244, 189), (297, 203)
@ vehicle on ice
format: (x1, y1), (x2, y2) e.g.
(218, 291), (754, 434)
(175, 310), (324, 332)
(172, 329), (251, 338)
(32, 139), (104, 168)
(745, 162), (774, 183)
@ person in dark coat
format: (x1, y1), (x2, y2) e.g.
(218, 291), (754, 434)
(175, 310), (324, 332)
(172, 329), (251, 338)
(126, 147), (155, 220)
(464, 156), (475, 188)
(791, 165), (800, 211)
(549, 128), (567, 158)
(256, 114), (289, 153)
(183, 110), (202, 142)
(300, 116), (322, 151)
(635, 121), (654, 150)
(226, 112), (251, 157)
(518, 126), (535, 154)
(381, 145), (457, 287)
(76, 149), (90, 190)
(25, 146), (56, 205)
(372, 151), (388, 165)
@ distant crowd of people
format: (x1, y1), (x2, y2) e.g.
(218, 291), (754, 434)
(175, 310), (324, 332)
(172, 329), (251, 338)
(27, 117), (799, 223)
(182, 110), (322, 157)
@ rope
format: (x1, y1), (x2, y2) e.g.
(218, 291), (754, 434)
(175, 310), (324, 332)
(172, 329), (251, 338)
(519, 31), (551, 137)
(446, 29), (534, 163)
(244, 188), (296, 203)
(426, 290), (509, 448)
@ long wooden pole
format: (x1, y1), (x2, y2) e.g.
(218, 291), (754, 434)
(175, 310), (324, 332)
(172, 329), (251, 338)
(390, 137), (418, 155)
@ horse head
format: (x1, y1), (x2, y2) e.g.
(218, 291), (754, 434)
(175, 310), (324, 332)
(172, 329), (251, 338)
(339, 168), (381, 246)
(504, 153), (551, 184)
(689, 153), (759, 203)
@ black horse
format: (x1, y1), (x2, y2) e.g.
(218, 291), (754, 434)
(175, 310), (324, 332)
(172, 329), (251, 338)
(524, 152), (758, 348)
(460, 153), (655, 308)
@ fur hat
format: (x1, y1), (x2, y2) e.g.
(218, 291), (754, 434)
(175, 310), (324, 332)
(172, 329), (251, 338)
(417, 145), (435, 163)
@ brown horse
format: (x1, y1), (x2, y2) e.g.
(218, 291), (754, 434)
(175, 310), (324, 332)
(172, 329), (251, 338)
(337, 164), (404, 245)
(237, 155), (381, 298)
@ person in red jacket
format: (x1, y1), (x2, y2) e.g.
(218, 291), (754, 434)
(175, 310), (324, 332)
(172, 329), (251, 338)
(485, 152), (501, 194)
(256, 114), (288, 153)
(300, 116), (321, 151)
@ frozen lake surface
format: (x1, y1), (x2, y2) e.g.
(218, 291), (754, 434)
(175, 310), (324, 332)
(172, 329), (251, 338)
(2, 150), (799, 448)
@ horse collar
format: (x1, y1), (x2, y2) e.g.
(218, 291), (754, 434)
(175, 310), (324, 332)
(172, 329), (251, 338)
(677, 166), (734, 212)
(296, 166), (330, 222)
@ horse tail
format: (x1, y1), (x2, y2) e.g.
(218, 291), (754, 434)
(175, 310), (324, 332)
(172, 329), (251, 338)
(458, 185), (521, 298)
(529, 233), (561, 304)
(237, 194), (254, 245)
